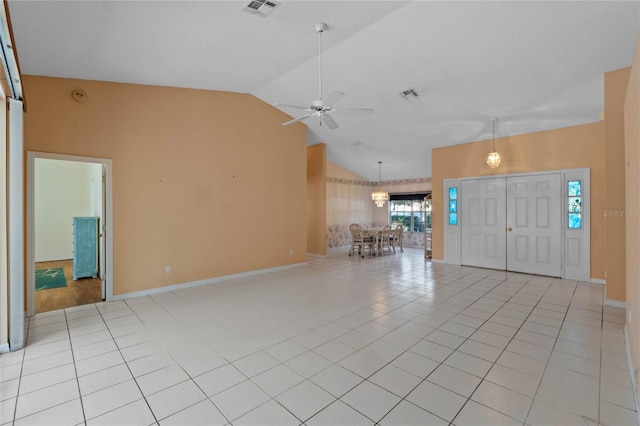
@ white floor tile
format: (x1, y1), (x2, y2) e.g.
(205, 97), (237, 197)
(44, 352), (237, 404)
(379, 400), (447, 426)
(15, 379), (79, 420)
(82, 379), (143, 420)
(310, 364), (363, 398)
(307, 400), (374, 426)
(86, 398), (156, 426)
(453, 399), (521, 426)
(340, 380), (401, 422)
(337, 351), (386, 379)
(160, 399), (227, 426)
(232, 350), (280, 378)
(390, 351), (439, 378)
(136, 364), (189, 396)
(6, 251), (640, 426)
(251, 364), (305, 397)
(285, 350), (332, 378)
(193, 364), (246, 397)
(276, 380), (335, 422)
(471, 380), (533, 422)
(211, 380), (271, 421)
(233, 400), (299, 426)
(406, 381), (466, 422)
(146, 379), (207, 420)
(427, 364), (482, 398)
(14, 398), (84, 426)
(19, 363), (77, 395)
(369, 364), (422, 398)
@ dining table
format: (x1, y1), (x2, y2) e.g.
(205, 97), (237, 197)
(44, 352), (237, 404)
(362, 227), (392, 256)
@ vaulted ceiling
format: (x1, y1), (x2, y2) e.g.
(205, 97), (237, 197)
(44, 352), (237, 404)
(8, 1), (640, 180)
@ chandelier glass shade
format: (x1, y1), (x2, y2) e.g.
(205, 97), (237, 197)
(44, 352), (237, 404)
(372, 161), (388, 207)
(486, 118), (501, 169)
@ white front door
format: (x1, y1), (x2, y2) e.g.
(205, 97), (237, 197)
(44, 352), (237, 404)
(506, 174), (562, 276)
(461, 178), (507, 270)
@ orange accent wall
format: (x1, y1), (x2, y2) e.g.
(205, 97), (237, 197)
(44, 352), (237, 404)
(605, 67), (631, 302)
(624, 31), (640, 400)
(432, 122), (606, 280)
(23, 76), (307, 296)
(307, 144), (326, 255)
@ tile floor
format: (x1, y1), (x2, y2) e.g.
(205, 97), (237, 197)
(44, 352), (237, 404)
(1, 247), (639, 425)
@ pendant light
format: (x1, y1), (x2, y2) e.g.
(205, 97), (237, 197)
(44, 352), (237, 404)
(371, 161), (389, 207)
(486, 118), (502, 169)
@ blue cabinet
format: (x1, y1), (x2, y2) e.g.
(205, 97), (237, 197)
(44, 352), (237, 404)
(73, 217), (99, 280)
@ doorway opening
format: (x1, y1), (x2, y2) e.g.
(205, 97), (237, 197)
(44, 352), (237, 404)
(27, 152), (113, 315)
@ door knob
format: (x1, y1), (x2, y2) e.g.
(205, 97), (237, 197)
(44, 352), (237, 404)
(507, 227), (512, 232)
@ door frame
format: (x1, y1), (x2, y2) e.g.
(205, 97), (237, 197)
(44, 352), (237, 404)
(26, 151), (114, 316)
(443, 168), (590, 281)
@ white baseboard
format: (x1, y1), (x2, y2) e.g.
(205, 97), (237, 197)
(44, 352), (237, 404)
(111, 262), (308, 301)
(623, 327), (640, 426)
(430, 258), (445, 264)
(0, 343), (9, 353)
(590, 278), (606, 285)
(605, 299), (626, 309)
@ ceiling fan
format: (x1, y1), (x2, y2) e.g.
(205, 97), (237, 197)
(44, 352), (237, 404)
(274, 22), (373, 130)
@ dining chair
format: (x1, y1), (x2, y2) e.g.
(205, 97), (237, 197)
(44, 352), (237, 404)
(391, 224), (403, 254)
(349, 223), (375, 258)
(379, 225), (393, 255)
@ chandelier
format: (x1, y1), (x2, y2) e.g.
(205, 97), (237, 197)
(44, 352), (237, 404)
(486, 118), (502, 169)
(371, 161), (389, 208)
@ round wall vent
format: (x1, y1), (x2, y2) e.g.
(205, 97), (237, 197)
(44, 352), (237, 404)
(72, 89), (87, 103)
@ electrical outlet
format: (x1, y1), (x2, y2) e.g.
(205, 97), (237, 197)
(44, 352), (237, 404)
(165, 265), (171, 273)
(289, 249), (293, 256)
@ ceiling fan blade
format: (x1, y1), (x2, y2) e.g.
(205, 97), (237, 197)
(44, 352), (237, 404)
(273, 103), (310, 111)
(282, 114), (312, 126)
(322, 114), (339, 130)
(324, 91), (345, 107)
(335, 108), (374, 116)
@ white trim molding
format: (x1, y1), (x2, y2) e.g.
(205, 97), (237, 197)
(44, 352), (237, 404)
(112, 262), (308, 301)
(624, 327), (640, 426)
(0, 343), (9, 353)
(605, 299), (626, 309)
(430, 258), (446, 264)
(26, 152), (114, 316)
(590, 278), (606, 285)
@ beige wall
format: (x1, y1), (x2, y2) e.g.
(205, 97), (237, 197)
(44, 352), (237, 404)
(307, 144), (326, 255)
(432, 122), (606, 280)
(624, 31), (640, 403)
(23, 76), (307, 296)
(326, 162), (375, 227)
(605, 68), (631, 302)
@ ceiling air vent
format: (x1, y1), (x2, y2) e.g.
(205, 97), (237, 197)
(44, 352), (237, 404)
(400, 88), (419, 98)
(244, 0), (280, 16)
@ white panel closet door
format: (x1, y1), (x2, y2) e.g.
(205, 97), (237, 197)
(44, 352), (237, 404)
(506, 174), (562, 276)
(461, 178), (506, 270)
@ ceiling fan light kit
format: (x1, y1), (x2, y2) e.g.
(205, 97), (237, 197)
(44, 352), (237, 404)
(486, 118), (502, 169)
(274, 22), (373, 130)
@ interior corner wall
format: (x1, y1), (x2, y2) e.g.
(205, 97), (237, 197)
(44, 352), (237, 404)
(624, 30), (640, 403)
(605, 67), (631, 303)
(23, 76), (307, 296)
(307, 143), (326, 255)
(431, 122), (606, 280)
(34, 159), (100, 262)
(0, 90), (8, 350)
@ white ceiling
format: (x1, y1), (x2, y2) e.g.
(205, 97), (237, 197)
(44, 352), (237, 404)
(8, 1), (640, 181)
